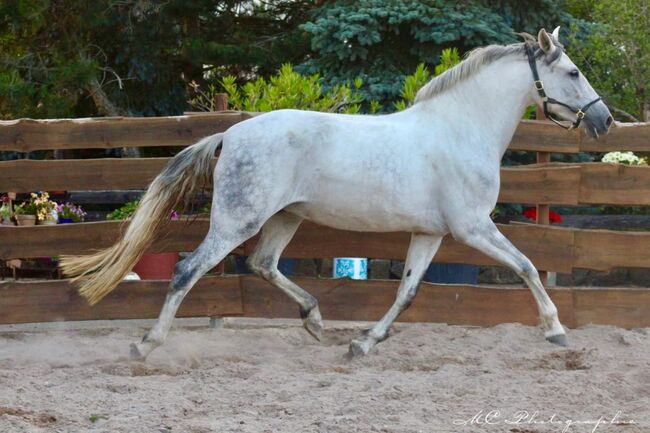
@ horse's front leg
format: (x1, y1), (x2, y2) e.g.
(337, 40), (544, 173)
(348, 233), (443, 357)
(453, 218), (566, 345)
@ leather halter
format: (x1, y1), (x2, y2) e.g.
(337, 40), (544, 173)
(525, 43), (601, 130)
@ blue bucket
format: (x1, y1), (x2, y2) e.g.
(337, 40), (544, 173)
(333, 257), (368, 280)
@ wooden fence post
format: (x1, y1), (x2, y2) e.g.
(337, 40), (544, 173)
(213, 93), (229, 112)
(535, 107), (550, 286)
(212, 96), (229, 275)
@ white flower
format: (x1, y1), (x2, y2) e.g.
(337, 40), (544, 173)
(601, 151), (647, 165)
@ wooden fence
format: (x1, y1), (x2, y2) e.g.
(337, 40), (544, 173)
(1, 113), (649, 328)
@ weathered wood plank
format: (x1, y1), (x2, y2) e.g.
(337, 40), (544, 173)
(3, 276), (649, 328)
(240, 276), (577, 328)
(0, 221), (574, 272)
(579, 163), (650, 205)
(0, 276), (243, 324)
(0, 112), (253, 152)
(580, 122), (650, 153)
(0, 158), (169, 191)
(499, 163), (581, 204)
(0, 219), (214, 258)
(9, 159), (647, 207)
(573, 228), (650, 271)
(510, 120), (581, 153)
(572, 288), (650, 328)
(1, 114), (647, 154)
(272, 222), (575, 273)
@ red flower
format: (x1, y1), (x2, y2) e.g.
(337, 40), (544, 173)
(522, 207), (562, 224)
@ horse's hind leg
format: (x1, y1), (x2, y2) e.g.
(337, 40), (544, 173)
(130, 223), (260, 360)
(348, 233), (443, 357)
(246, 212), (323, 340)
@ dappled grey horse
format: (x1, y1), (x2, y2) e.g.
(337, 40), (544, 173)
(62, 27), (612, 360)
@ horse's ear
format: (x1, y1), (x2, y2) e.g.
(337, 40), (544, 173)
(537, 28), (556, 56)
(551, 26), (561, 40)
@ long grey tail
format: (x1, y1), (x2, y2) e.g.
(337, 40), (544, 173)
(60, 133), (223, 304)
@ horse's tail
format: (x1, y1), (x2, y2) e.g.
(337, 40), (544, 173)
(60, 133), (223, 305)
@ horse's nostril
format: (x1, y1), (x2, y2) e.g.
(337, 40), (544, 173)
(605, 115), (613, 128)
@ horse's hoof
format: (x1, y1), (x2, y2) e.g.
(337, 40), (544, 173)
(129, 342), (146, 361)
(347, 338), (372, 359)
(546, 333), (568, 347)
(303, 306), (323, 341)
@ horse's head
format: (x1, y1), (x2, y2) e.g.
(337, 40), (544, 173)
(529, 27), (613, 139)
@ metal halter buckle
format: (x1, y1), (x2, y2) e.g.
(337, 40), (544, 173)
(534, 80), (544, 91)
(576, 110), (585, 119)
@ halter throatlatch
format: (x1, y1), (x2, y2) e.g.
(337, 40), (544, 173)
(525, 43), (601, 130)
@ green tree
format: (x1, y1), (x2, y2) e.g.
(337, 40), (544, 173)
(300, 0), (584, 108)
(566, 0), (650, 121)
(0, 0), (315, 119)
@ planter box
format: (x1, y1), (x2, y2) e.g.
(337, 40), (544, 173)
(132, 252), (180, 280)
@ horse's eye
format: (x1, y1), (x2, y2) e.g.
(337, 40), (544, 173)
(569, 69), (579, 78)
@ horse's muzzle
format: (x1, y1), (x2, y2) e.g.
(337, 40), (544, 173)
(584, 102), (613, 139)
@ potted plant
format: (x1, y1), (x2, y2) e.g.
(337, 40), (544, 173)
(0, 196), (13, 225)
(56, 202), (86, 224)
(14, 192), (57, 226)
(107, 200), (180, 280)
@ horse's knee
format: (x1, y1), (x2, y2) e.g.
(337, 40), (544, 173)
(516, 260), (538, 281)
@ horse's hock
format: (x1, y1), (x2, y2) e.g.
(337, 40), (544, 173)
(1, 113), (650, 328)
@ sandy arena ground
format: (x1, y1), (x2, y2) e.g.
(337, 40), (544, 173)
(0, 318), (649, 433)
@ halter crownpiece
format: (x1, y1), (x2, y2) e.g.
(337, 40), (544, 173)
(525, 43), (601, 130)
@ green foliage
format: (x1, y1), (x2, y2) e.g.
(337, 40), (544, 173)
(106, 201), (139, 220)
(211, 64), (365, 113)
(566, 0), (650, 121)
(0, 1), (315, 119)
(300, 0), (584, 107)
(393, 48), (459, 110)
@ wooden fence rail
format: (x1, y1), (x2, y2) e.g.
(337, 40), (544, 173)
(2, 276), (650, 328)
(1, 113), (648, 153)
(2, 220), (650, 273)
(3, 160), (650, 205)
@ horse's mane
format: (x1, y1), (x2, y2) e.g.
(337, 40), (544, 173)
(414, 34), (563, 104)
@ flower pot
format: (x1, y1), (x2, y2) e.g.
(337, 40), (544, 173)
(1, 217), (14, 226)
(58, 217), (74, 224)
(15, 215), (37, 226)
(39, 220), (58, 226)
(132, 252), (180, 280)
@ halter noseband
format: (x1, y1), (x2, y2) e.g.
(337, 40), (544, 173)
(525, 43), (601, 130)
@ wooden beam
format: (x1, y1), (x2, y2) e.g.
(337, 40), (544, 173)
(4, 276), (649, 329)
(0, 112), (254, 152)
(499, 163), (581, 205)
(579, 163), (650, 205)
(0, 276), (243, 324)
(0, 158), (169, 191)
(510, 120), (581, 153)
(8, 159), (649, 206)
(0, 221), (574, 272)
(580, 122), (650, 153)
(572, 288), (650, 328)
(239, 276), (577, 328)
(1, 114), (647, 153)
(573, 228), (650, 271)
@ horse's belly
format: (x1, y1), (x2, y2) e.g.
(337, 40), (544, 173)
(284, 200), (443, 233)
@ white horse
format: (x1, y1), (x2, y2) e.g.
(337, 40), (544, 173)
(62, 27), (612, 360)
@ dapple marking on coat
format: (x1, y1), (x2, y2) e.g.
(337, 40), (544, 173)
(61, 28), (613, 360)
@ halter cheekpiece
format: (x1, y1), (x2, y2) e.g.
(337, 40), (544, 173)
(525, 43), (601, 130)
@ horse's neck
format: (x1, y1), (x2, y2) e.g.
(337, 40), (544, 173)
(416, 58), (534, 159)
